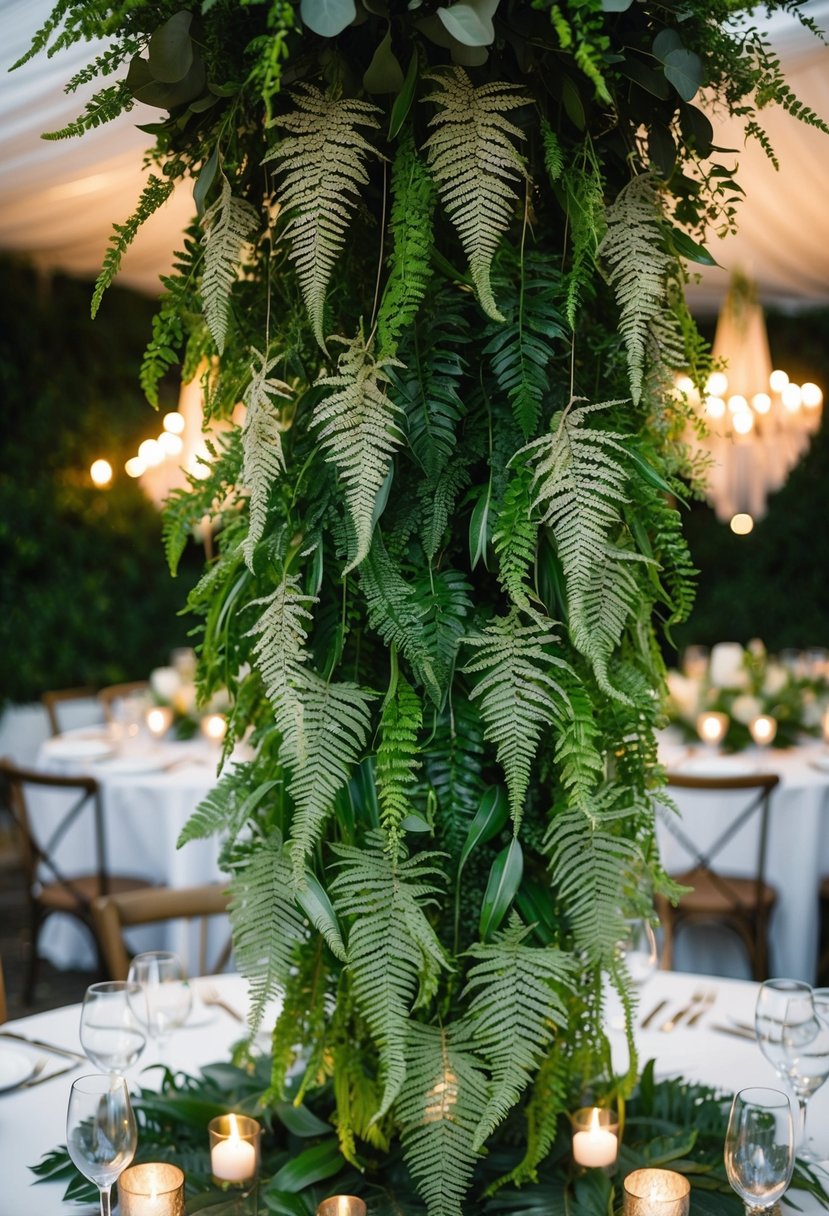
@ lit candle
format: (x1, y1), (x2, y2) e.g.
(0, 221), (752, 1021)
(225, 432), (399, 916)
(572, 1107), (619, 1168)
(146, 706), (174, 739)
(201, 713), (228, 744)
(822, 707), (829, 746)
(119, 1163), (185, 1216)
(316, 1198), (368, 1216)
(209, 1113), (259, 1185)
(696, 711), (729, 746)
(623, 1168), (690, 1216)
(749, 715), (777, 746)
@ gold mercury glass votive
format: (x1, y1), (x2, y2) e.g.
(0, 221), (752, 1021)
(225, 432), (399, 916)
(200, 713), (228, 745)
(571, 1106), (619, 1169)
(696, 711), (729, 746)
(118, 1163), (185, 1216)
(749, 714), (778, 747)
(145, 705), (174, 740)
(623, 1168), (691, 1216)
(208, 1114), (261, 1187)
(316, 1198), (368, 1216)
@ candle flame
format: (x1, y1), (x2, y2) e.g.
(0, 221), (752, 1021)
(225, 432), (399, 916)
(228, 1113), (240, 1142)
(590, 1107), (601, 1132)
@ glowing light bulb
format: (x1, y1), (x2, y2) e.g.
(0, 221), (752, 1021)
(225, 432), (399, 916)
(706, 371), (728, 397)
(676, 375), (694, 395)
(770, 369), (789, 394)
(90, 459), (113, 487)
(138, 438), (164, 467)
(163, 411), (186, 434)
(125, 456), (146, 478)
(727, 394), (749, 414)
(732, 411), (754, 435)
(158, 431), (183, 455)
(730, 513), (754, 535)
(704, 396), (726, 419)
(782, 383), (802, 412)
(752, 392), (772, 414)
(802, 382), (823, 408)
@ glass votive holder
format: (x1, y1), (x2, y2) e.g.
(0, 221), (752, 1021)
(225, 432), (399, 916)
(749, 714), (777, 747)
(623, 1168), (690, 1216)
(119, 1163), (185, 1216)
(571, 1106), (619, 1170)
(146, 705), (174, 740)
(200, 713), (228, 746)
(696, 711), (729, 747)
(208, 1114), (261, 1188)
(316, 1198), (368, 1216)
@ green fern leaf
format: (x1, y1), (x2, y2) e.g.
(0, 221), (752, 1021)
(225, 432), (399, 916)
(177, 759), (280, 853)
(553, 673), (603, 809)
(492, 461), (537, 609)
(560, 147), (606, 330)
(43, 80), (134, 142)
(162, 428), (244, 575)
(493, 1041), (569, 1190)
(421, 462), (472, 562)
(228, 833), (307, 1032)
(331, 841), (450, 1118)
(377, 125), (436, 359)
(241, 349), (292, 571)
(200, 177), (259, 354)
(265, 84), (381, 349)
(423, 68), (528, 322)
(416, 569), (473, 704)
(315, 333), (404, 573)
(392, 300), (466, 484)
(269, 937), (331, 1102)
(462, 609), (570, 831)
(397, 1022), (490, 1216)
(598, 175), (671, 404)
(360, 536), (438, 704)
(464, 913), (574, 1148)
(91, 174), (174, 317)
(377, 673), (423, 856)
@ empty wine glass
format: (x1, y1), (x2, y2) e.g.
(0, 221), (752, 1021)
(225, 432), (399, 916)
(618, 918), (658, 987)
(127, 951), (192, 1054)
(754, 978), (812, 1083)
(725, 1087), (794, 1214)
(66, 1074), (137, 1216)
(781, 992), (829, 1160)
(80, 982), (146, 1076)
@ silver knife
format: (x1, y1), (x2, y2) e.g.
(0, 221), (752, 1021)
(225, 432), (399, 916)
(711, 1023), (755, 1041)
(0, 1030), (85, 1061)
(640, 998), (668, 1029)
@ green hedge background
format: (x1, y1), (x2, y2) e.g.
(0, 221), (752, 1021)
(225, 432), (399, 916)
(0, 255), (826, 705)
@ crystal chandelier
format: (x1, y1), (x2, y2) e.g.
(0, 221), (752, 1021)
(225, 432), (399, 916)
(678, 271), (823, 535)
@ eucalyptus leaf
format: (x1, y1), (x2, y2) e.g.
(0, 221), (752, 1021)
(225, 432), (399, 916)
(300, 0), (356, 37)
(459, 785), (509, 872)
(663, 47), (703, 101)
(601, 0), (633, 9)
(148, 10), (194, 83)
(266, 1138), (345, 1193)
(449, 41), (488, 67)
(437, 0), (499, 48)
(194, 142), (220, 216)
(401, 812), (433, 832)
(479, 837), (523, 939)
(364, 30), (404, 94)
(652, 28), (683, 61)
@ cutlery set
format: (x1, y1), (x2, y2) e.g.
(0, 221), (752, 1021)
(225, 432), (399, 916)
(640, 988), (718, 1032)
(0, 1029), (85, 1090)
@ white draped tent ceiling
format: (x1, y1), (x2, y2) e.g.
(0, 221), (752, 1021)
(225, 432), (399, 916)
(2, 0), (829, 316)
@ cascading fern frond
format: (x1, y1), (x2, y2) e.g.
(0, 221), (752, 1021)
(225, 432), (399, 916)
(200, 177), (259, 354)
(241, 349), (291, 571)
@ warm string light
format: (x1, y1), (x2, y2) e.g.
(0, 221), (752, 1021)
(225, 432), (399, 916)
(123, 411), (188, 479)
(89, 458), (112, 487)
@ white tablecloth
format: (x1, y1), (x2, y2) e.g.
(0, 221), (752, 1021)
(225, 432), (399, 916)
(657, 737), (829, 982)
(2, 971), (828, 1215)
(30, 732), (229, 971)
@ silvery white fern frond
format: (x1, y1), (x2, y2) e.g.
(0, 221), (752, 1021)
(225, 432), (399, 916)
(241, 348), (291, 571)
(200, 177), (259, 353)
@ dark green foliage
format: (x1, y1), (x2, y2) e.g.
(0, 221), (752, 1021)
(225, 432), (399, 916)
(91, 175), (175, 318)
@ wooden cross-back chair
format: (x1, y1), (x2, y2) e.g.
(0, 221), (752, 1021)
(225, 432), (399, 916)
(91, 885), (233, 980)
(97, 682), (151, 723)
(41, 687), (101, 737)
(655, 771), (780, 981)
(0, 758), (154, 1001)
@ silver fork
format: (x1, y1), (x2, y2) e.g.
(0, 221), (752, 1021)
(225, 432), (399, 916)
(660, 988), (706, 1033)
(686, 989), (717, 1027)
(199, 983), (245, 1023)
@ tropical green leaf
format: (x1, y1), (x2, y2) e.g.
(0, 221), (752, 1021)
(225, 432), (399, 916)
(479, 837), (523, 939)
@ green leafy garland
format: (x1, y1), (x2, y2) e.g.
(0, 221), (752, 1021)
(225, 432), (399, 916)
(21, 1), (828, 1212)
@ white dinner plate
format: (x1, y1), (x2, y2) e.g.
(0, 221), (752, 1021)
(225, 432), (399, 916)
(95, 753), (167, 776)
(678, 755), (757, 778)
(44, 736), (114, 762)
(809, 754), (829, 773)
(0, 1046), (36, 1092)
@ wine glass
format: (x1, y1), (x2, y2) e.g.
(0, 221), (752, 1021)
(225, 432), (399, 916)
(66, 1074), (137, 1216)
(725, 1087), (795, 1214)
(754, 978), (812, 1083)
(80, 982), (147, 1075)
(127, 951), (192, 1054)
(781, 992), (829, 1160)
(618, 918), (658, 987)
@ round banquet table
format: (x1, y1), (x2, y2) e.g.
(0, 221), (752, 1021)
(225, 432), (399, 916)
(30, 729), (234, 972)
(2, 970), (828, 1215)
(657, 734), (829, 982)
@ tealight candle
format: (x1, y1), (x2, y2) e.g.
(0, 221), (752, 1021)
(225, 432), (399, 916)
(146, 706), (174, 739)
(119, 1163), (185, 1216)
(623, 1168), (690, 1216)
(208, 1113), (261, 1186)
(696, 711), (729, 746)
(200, 713), (228, 744)
(749, 714), (777, 747)
(572, 1106), (619, 1169)
(822, 707), (829, 746)
(316, 1198), (368, 1216)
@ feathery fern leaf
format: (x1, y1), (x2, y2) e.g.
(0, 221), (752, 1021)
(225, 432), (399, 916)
(392, 304), (466, 484)
(552, 673), (603, 809)
(377, 673), (423, 856)
(462, 609), (570, 832)
(269, 937), (331, 1102)
(177, 760), (280, 854)
(228, 833), (307, 1032)
(200, 177), (259, 354)
(424, 696), (487, 859)
(360, 536), (438, 704)
(331, 842), (449, 1118)
(423, 68), (528, 322)
(494, 1040), (569, 1190)
(598, 175), (671, 404)
(162, 428), (244, 575)
(464, 914), (573, 1148)
(416, 569), (473, 706)
(560, 145), (606, 330)
(421, 461), (472, 562)
(91, 174), (174, 317)
(314, 333), (404, 572)
(265, 85), (381, 348)
(397, 1022), (490, 1216)
(492, 461), (537, 609)
(241, 349), (291, 571)
(377, 125), (436, 359)
(44, 80), (134, 142)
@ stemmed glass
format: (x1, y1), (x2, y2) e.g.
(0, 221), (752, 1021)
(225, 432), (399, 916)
(127, 951), (192, 1056)
(80, 982), (147, 1076)
(754, 978), (812, 1085)
(618, 918), (658, 987)
(780, 991), (829, 1160)
(725, 1087), (795, 1214)
(66, 1074), (137, 1216)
